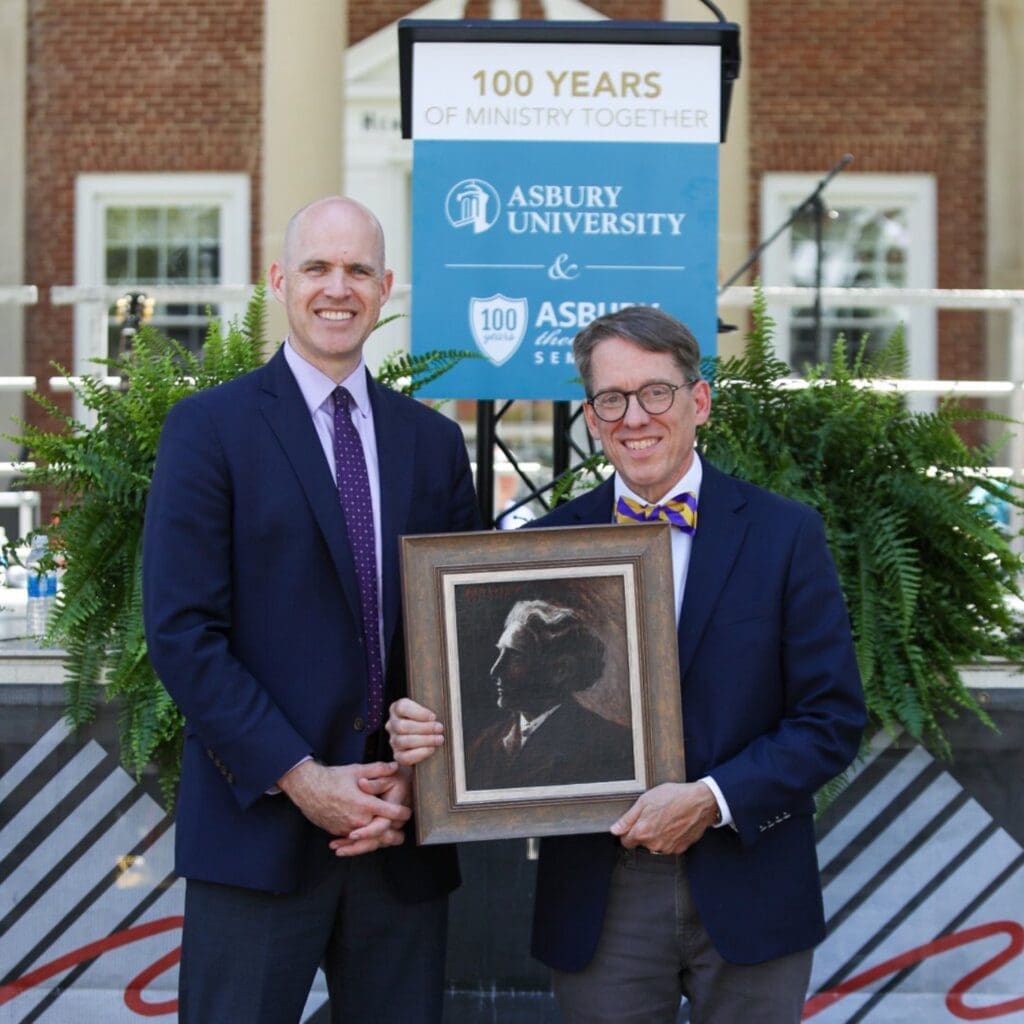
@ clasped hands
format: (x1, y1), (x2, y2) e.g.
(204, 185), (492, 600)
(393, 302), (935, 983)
(277, 758), (412, 858)
(387, 698), (718, 856)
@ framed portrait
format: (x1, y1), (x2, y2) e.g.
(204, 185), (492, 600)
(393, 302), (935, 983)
(400, 523), (684, 845)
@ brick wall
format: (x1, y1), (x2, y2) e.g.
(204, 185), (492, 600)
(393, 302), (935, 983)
(748, 0), (987, 381)
(24, 0), (263, 441)
(353, 1), (662, 44)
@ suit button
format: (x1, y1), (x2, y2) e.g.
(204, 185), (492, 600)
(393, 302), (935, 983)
(353, 717), (366, 732)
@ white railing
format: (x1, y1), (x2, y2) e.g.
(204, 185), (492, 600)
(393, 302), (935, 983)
(49, 284), (254, 307)
(0, 286), (38, 306)
(49, 283), (256, 371)
(4, 281), (1024, 464)
(0, 288), (40, 531)
(719, 285), (1024, 479)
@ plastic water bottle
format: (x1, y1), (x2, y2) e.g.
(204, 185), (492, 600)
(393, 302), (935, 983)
(25, 533), (57, 637)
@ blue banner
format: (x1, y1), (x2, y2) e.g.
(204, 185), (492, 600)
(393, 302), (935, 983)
(411, 140), (719, 400)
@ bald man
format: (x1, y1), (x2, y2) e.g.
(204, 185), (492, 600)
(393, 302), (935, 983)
(143, 197), (479, 1023)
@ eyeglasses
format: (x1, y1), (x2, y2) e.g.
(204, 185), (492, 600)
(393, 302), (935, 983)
(586, 380), (699, 422)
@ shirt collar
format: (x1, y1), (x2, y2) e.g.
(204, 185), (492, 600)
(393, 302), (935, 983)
(614, 450), (703, 508)
(282, 339), (371, 419)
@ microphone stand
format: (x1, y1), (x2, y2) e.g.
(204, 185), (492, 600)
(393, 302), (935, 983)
(719, 154), (854, 352)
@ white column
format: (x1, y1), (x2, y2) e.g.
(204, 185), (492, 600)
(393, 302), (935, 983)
(987, 0), (1024, 292)
(0, 0), (27, 461)
(261, 0), (348, 343)
(985, 0), (1023, 467)
(664, 0), (749, 357)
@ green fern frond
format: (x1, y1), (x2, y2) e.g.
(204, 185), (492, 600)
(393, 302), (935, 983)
(10, 282), (468, 805)
(375, 348), (480, 396)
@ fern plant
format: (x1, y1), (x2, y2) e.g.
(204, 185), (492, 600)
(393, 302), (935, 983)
(700, 290), (1024, 756)
(559, 289), (1024, 761)
(11, 288), (268, 799)
(11, 287), (474, 801)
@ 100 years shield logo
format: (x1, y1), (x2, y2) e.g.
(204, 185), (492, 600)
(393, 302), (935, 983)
(469, 294), (528, 366)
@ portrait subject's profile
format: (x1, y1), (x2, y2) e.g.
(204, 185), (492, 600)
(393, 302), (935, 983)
(463, 599), (635, 791)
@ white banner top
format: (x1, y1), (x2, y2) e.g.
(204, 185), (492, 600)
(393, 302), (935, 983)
(411, 42), (722, 144)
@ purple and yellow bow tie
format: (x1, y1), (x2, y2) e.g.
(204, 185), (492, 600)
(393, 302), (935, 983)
(615, 492), (698, 534)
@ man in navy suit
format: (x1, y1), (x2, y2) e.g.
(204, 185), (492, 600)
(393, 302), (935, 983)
(142, 196), (478, 1023)
(390, 306), (865, 1022)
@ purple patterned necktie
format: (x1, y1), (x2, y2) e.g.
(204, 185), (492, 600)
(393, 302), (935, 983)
(332, 386), (384, 731)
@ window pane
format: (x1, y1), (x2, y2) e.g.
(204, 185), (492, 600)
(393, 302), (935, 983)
(136, 246), (159, 281)
(788, 203), (910, 369)
(198, 244), (219, 280)
(166, 207), (191, 240)
(197, 207), (220, 238)
(166, 245), (191, 280)
(104, 201), (224, 358)
(105, 208), (131, 241)
(135, 208), (161, 243)
(105, 246), (130, 282)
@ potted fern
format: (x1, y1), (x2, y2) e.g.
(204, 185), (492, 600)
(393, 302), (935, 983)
(13, 286), (1022, 799)
(9, 286), (467, 802)
(697, 291), (1024, 759)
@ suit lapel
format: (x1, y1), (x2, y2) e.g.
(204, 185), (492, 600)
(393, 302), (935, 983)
(549, 463), (748, 683)
(257, 347), (363, 625)
(677, 460), (749, 679)
(368, 376), (414, 649)
(560, 477), (616, 524)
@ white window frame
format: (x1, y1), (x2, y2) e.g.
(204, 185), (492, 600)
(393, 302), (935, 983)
(74, 173), (250, 375)
(760, 173), (937, 381)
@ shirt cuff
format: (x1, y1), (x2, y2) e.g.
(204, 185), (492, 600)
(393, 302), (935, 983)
(267, 754), (313, 795)
(699, 775), (734, 830)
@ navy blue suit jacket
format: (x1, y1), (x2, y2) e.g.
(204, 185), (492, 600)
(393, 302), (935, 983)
(530, 461), (866, 968)
(142, 345), (479, 899)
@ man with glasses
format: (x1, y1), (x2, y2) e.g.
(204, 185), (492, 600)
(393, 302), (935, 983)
(390, 306), (865, 1023)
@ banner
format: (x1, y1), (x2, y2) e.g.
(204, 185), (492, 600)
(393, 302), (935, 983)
(405, 36), (723, 400)
(3, 687), (1024, 1021)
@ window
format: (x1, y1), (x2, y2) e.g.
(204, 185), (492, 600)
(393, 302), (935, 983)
(75, 174), (250, 370)
(760, 174), (936, 379)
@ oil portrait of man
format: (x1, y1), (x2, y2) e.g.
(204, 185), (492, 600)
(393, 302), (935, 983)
(461, 597), (635, 792)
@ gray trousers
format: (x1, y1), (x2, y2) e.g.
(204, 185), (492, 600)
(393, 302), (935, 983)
(552, 848), (813, 1024)
(178, 852), (447, 1024)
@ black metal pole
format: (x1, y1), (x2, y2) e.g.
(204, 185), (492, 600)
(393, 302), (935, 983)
(718, 153), (852, 294)
(552, 401), (571, 481)
(475, 399), (495, 527)
(812, 194), (824, 358)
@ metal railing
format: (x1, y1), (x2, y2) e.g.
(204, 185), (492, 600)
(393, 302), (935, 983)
(2, 284), (1023, 528)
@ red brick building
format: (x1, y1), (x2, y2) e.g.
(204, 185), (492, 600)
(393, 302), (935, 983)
(4, 0), (1021, 491)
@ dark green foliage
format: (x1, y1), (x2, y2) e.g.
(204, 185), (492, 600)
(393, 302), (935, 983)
(10, 286), (269, 802)
(556, 290), (1024, 766)
(700, 291), (1024, 756)
(9, 288), (477, 803)
(375, 347), (481, 397)
(550, 453), (609, 506)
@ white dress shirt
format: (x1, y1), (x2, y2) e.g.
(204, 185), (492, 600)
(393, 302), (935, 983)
(613, 452), (733, 830)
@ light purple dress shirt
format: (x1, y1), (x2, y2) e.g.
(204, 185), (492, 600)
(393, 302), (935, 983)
(282, 340), (385, 663)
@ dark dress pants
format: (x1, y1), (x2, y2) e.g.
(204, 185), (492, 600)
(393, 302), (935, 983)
(178, 851), (447, 1024)
(552, 848), (812, 1024)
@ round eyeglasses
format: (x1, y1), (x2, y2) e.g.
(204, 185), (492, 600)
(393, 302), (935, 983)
(586, 380), (699, 422)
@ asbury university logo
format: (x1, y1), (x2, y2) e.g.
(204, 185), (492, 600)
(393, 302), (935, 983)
(469, 295), (528, 366)
(445, 179), (501, 234)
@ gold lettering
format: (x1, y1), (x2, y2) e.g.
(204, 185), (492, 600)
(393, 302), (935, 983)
(546, 69), (568, 97)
